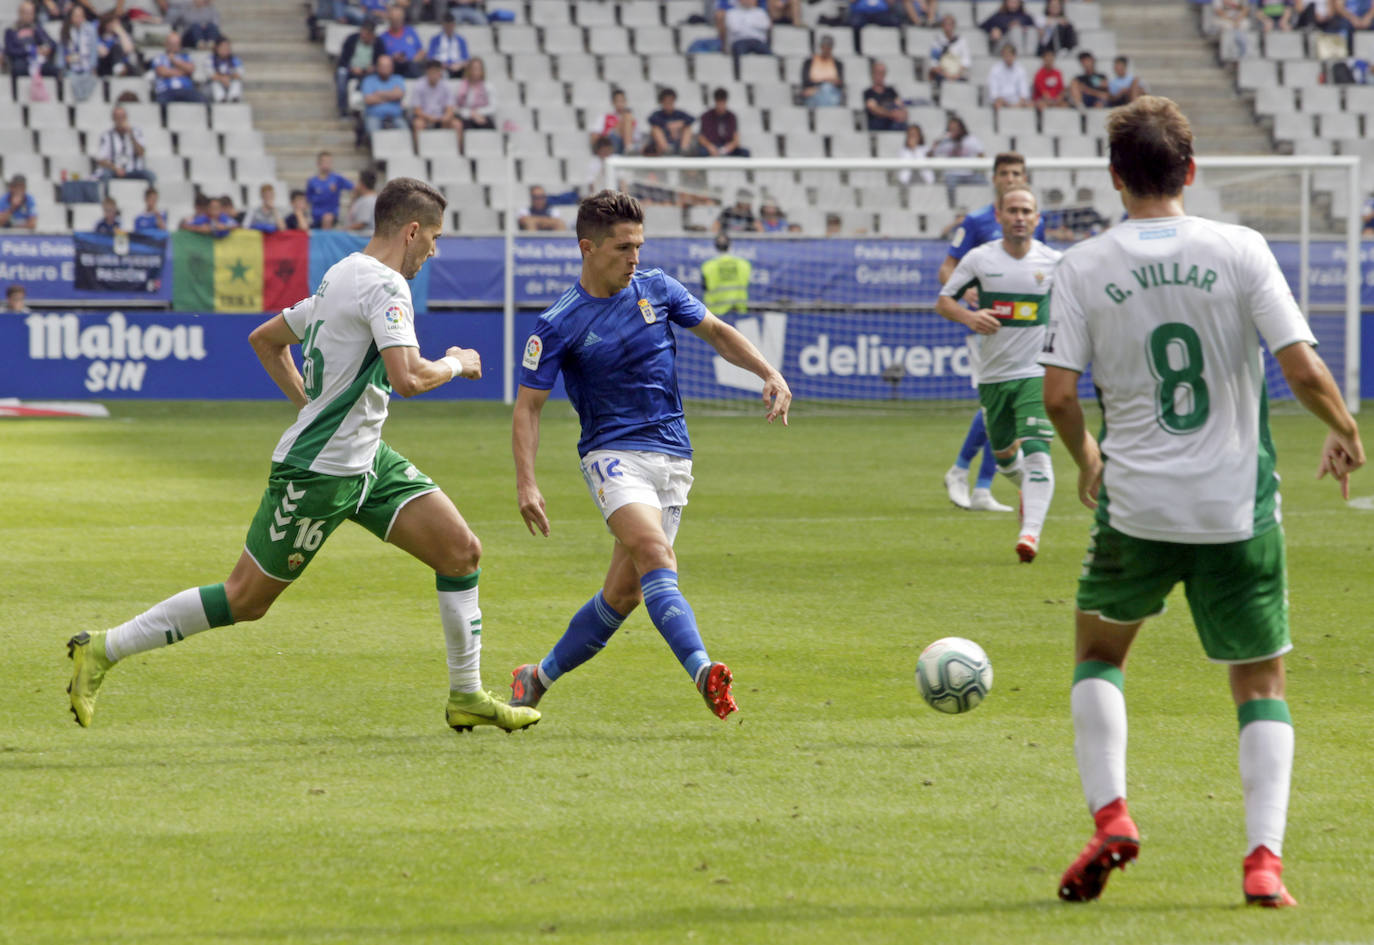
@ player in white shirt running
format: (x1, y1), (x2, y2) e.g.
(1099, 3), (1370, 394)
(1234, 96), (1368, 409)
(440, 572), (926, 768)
(1040, 96), (1363, 908)
(937, 186), (1061, 562)
(66, 178), (541, 734)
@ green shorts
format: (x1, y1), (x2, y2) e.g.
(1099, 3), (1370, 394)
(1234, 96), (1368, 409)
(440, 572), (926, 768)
(243, 442), (438, 582)
(1076, 521), (1291, 663)
(978, 376), (1055, 452)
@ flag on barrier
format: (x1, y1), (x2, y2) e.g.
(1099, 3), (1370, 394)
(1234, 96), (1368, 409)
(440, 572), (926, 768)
(172, 229), (308, 313)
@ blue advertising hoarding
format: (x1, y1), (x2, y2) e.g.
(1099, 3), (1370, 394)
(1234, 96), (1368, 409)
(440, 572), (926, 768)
(1, 234), (173, 304)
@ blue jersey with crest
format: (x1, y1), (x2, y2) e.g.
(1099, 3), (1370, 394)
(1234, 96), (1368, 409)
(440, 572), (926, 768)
(948, 202), (1047, 261)
(519, 268), (706, 458)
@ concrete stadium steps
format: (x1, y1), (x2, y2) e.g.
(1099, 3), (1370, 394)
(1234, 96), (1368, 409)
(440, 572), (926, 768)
(221, 0), (370, 187)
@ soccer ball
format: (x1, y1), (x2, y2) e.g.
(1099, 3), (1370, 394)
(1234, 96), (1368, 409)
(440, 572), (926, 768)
(916, 637), (993, 714)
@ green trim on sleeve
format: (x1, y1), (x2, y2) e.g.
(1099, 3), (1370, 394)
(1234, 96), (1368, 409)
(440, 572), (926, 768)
(1238, 698), (1291, 730)
(1073, 659), (1124, 692)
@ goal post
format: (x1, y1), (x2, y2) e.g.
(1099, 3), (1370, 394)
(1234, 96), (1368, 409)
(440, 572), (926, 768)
(592, 153), (1361, 413)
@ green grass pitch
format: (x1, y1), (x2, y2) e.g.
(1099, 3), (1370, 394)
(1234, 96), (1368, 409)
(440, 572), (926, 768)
(2, 400), (1371, 945)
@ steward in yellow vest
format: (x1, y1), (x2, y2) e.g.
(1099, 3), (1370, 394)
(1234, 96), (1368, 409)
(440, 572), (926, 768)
(700, 234), (751, 314)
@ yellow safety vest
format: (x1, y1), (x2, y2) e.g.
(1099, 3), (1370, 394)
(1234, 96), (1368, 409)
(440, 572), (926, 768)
(700, 253), (751, 315)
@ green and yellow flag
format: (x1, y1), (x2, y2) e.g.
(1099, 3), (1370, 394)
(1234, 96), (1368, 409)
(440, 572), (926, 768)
(173, 229), (264, 312)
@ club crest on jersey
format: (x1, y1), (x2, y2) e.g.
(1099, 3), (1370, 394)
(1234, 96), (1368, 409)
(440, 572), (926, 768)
(638, 299), (656, 324)
(287, 552), (305, 571)
(384, 304), (407, 331)
(522, 334), (542, 370)
(1034, 271), (1045, 284)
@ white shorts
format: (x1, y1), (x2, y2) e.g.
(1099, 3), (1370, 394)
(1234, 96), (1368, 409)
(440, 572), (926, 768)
(580, 449), (694, 543)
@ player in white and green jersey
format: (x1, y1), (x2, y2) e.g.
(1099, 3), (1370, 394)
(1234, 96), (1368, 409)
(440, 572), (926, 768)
(1040, 96), (1363, 908)
(936, 186), (1061, 562)
(66, 178), (540, 735)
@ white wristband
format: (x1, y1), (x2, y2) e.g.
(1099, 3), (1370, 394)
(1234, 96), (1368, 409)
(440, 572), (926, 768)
(439, 356), (463, 380)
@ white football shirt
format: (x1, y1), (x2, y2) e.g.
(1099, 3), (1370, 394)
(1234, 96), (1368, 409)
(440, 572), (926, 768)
(1040, 215), (1317, 542)
(272, 252), (419, 476)
(941, 239), (1062, 384)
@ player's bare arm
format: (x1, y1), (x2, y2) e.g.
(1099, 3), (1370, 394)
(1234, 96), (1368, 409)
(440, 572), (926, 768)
(934, 295), (1000, 335)
(249, 313), (309, 408)
(380, 344), (479, 398)
(513, 384), (552, 536)
(689, 312), (792, 424)
(1274, 342), (1365, 497)
(1042, 365), (1102, 509)
(938, 255), (957, 285)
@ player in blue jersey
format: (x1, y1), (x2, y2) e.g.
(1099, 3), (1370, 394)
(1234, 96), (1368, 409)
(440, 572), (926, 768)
(936, 152), (1046, 513)
(508, 190), (792, 720)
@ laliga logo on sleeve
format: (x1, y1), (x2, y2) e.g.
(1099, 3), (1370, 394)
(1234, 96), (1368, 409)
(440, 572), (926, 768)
(638, 299), (656, 324)
(383, 304), (408, 332)
(522, 334), (542, 370)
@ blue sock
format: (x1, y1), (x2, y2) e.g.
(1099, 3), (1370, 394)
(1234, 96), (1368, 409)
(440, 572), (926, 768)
(957, 410), (988, 469)
(539, 590), (625, 683)
(975, 440), (997, 489)
(639, 568), (710, 681)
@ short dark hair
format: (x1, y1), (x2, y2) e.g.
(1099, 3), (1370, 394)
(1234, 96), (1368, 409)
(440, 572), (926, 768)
(1115, 55), (1129, 66)
(359, 168), (378, 190)
(289, 189), (305, 201)
(1108, 95), (1193, 199)
(373, 176), (447, 236)
(6, 284), (24, 299)
(713, 87), (728, 101)
(657, 86), (676, 103)
(145, 186), (158, 197)
(576, 189), (644, 243)
(992, 151), (1027, 174)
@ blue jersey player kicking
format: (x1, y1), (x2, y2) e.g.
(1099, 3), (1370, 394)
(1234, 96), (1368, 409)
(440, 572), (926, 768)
(937, 152), (1045, 513)
(509, 190), (792, 720)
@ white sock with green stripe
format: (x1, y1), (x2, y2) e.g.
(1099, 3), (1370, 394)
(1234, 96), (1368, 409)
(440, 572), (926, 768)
(1239, 698), (1293, 856)
(104, 584), (233, 662)
(1071, 660), (1128, 814)
(437, 571), (482, 694)
(1020, 449), (1054, 538)
(997, 450), (1025, 488)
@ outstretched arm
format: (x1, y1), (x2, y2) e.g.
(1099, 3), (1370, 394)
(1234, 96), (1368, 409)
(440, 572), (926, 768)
(1275, 341), (1364, 498)
(1043, 365), (1102, 509)
(249, 313), (308, 408)
(689, 312), (792, 424)
(380, 344), (478, 398)
(513, 384), (553, 536)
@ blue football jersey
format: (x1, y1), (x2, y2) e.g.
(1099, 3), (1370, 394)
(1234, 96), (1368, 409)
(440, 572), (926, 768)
(519, 269), (707, 458)
(948, 202), (1048, 261)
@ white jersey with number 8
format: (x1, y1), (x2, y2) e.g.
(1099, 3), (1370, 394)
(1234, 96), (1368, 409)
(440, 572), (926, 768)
(1040, 216), (1317, 543)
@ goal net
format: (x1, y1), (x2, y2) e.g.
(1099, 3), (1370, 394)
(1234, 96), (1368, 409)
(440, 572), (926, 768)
(599, 154), (1361, 413)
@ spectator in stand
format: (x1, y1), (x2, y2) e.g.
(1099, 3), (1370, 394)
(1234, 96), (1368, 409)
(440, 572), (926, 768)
(151, 31), (205, 103)
(1035, 0), (1077, 54)
(0, 176), (38, 230)
(646, 86), (695, 156)
(1069, 50), (1110, 108)
(987, 42), (1031, 111)
(863, 61), (908, 131)
(1339, 0), (1374, 32)
(96, 12), (139, 76)
(449, 0), (486, 26)
(759, 198), (788, 232)
(1213, 0), (1256, 61)
(176, 0), (221, 48)
(37, 0), (97, 25)
(584, 135), (615, 194)
(591, 87), (638, 154)
(179, 192), (209, 230)
(184, 195), (236, 237)
(427, 12), (468, 78)
(929, 14), (972, 84)
(317, 0), (364, 26)
(801, 34), (845, 107)
(248, 183), (285, 233)
(285, 189), (312, 230)
(725, 0), (771, 56)
(5, 1), (60, 79)
(713, 1), (801, 49)
(336, 19), (383, 118)
(208, 36), (242, 102)
(453, 55), (497, 142)
(134, 186), (167, 231)
(6, 284), (29, 312)
(94, 105), (156, 184)
(517, 185), (567, 231)
(380, 2), (424, 78)
(1106, 55), (1144, 105)
(219, 192), (242, 225)
(980, 0), (1036, 47)
(698, 87), (751, 156)
(360, 53), (406, 136)
(94, 196), (122, 234)
(305, 151), (354, 229)
(848, 0), (919, 30)
(898, 123), (933, 185)
(1257, 0), (1299, 31)
(1049, 185), (1108, 241)
(411, 59), (460, 146)
(824, 211), (842, 236)
(345, 168), (379, 234)
(60, 4), (100, 101)
(715, 187), (760, 233)
(931, 113), (984, 189)
(1033, 47), (1069, 110)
